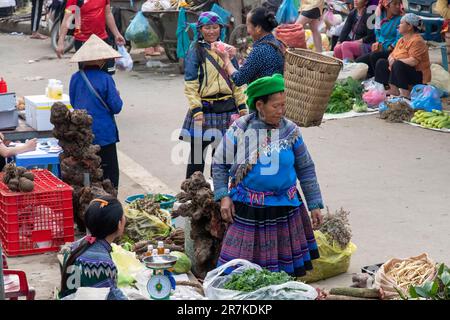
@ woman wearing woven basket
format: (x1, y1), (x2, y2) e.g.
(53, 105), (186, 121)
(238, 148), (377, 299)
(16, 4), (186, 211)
(212, 74), (324, 277)
(374, 13), (431, 98)
(355, 0), (402, 78)
(179, 12), (248, 180)
(213, 7), (284, 86)
(333, 0), (376, 62)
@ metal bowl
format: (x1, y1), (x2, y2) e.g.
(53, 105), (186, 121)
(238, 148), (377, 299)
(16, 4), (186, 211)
(142, 254), (178, 270)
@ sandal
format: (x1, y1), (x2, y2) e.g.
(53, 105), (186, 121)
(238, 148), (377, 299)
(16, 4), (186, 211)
(30, 33), (48, 40)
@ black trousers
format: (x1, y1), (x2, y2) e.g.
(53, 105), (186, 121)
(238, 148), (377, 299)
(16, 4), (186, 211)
(375, 59), (423, 90)
(31, 0), (44, 33)
(356, 50), (390, 78)
(186, 139), (216, 179)
(74, 40), (116, 75)
(99, 143), (119, 189)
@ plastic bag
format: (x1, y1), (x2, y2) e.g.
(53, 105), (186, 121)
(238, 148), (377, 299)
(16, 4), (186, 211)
(362, 80), (386, 107)
(305, 30), (330, 51)
(337, 63), (369, 81)
(203, 259), (318, 300)
(125, 11), (159, 48)
(374, 253), (437, 300)
(115, 45), (133, 72)
(111, 243), (145, 288)
(141, 0), (158, 12)
(297, 231), (357, 283)
(275, 0), (299, 24)
(410, 85), (442, 112)
(430, 63), (450, 93)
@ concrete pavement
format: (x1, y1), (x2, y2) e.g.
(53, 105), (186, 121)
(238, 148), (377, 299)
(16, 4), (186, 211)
(1, 34), (449, 299)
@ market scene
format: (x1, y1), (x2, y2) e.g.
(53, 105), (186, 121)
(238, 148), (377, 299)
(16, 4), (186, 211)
(0, 0), (449, 302)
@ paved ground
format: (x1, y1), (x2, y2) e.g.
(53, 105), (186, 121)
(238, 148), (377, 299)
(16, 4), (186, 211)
(1, 34), (450, 299)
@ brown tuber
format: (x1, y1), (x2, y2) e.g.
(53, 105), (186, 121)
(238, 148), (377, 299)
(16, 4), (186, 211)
(2, 163), (35, 193)
(18, 177), (34, 192)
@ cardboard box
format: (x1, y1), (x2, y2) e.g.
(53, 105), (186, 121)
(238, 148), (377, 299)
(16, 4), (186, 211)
(24, 95), (72, 131)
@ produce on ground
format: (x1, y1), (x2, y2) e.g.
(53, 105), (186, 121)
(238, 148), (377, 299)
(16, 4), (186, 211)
(380, 100), (415, 123)
(410, 109), (450, 129)
(50, 102), (117, 231)
(128, 196), (172, 226)
(405, 263), (450, 300)
(173, 172), (226, 279)
(127, 228), (186, 255)
(328, 287), (382, 299)
(170, 251), (192, 274)
(320, 207), (352, 249)
(352, 100), (368, 113)
(386, 258), (436, 292)
(326, 77), (364, 114)
(374, 253), (437, 299)
(224, 269), (294, 293)
(2, 163), (35, 192)
(123, 206), (172, 244)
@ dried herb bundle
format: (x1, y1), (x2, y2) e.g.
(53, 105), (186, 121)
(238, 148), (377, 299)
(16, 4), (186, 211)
(319, 207), (352, 249)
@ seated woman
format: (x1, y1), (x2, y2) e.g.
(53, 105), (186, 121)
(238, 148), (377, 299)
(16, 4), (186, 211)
(374, 13), (431, 98)
(334, 0), (376, 62)
(212, 74), (324, 276)
(59, 196), (127, 300)
(356, 0), (402, 78)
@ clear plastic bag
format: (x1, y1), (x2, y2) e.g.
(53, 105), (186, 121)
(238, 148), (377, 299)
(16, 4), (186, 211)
(362, 80), (386, 107)
(115, 45), (133, 72)
(125, 11), (159, 48)
(203, 259), (318, 300)
(275, 0), (299, 24)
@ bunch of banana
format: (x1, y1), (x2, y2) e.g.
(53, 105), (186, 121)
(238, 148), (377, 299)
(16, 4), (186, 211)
(410, 109), (450, 129)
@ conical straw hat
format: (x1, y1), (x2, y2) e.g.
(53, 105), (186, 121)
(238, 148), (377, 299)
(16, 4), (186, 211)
(70, 34), (122, 63)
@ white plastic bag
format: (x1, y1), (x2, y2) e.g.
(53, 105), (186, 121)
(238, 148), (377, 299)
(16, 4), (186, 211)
(430, 63), (450, 93)
(141, 0), (158, 12)
(115, 45), (133, 72)
(203, 259), (318, 300)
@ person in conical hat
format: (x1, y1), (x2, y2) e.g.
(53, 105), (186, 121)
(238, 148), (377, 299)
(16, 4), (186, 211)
(69, 34), (123, 189)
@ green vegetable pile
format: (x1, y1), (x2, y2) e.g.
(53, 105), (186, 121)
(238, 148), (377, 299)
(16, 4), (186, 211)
(224, 269), (294, 292)
(326, 77), (364, 114)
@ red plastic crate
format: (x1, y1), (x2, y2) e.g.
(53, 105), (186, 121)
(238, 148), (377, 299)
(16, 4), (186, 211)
(0, 169), (74, 256)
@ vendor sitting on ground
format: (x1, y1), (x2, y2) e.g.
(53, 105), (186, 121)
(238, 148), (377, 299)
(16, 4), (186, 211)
(69, 35), (123, 189)
(0, 134), (37, 171)
(374, 13), (431, 98)
(59, 196), (127, 300)
(356, 0), (402, 78)
(212, 74), (324, 277)
(334, 0), (376, 62)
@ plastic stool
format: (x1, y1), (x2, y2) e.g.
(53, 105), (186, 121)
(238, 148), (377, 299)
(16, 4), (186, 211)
(421, 18), (444, 42)
(14, 153), (61, 177)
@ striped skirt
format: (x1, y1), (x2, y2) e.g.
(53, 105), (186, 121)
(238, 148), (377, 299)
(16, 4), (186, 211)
(218, 201), (319, 277)
(179, 109), (238, 142)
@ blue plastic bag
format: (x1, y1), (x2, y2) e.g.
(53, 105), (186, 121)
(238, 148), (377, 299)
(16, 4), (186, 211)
(125, 11), (159, 48)
(410, 85), (442, 112)
(276, 0), (299, 24)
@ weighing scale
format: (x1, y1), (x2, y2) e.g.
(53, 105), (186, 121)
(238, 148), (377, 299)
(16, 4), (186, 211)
(143, 255), (178, 300)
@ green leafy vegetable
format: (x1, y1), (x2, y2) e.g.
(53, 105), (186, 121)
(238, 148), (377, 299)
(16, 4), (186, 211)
(224, 269), (294, 292)
(326, 77), (364, 114)
(403, 263), (450, 300)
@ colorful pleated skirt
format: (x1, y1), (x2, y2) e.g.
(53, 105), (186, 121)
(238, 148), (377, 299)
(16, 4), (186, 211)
(218, 201), (319, 277)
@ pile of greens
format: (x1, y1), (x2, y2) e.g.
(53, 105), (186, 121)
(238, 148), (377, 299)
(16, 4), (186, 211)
(326, 77), (364, 114)
(224, 269), (294, 292)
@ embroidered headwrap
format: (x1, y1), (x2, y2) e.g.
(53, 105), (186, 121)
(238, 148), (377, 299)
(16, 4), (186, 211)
(401, 13), (421, 28)
(194, 11), (226, 42)
(245, 74), (285, 111)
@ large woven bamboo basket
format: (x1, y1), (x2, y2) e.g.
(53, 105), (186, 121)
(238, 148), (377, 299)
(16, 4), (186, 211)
(284, 48), (343, 127)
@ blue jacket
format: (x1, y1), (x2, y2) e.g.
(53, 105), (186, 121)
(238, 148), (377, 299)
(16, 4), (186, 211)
(69, 68), (123, 147)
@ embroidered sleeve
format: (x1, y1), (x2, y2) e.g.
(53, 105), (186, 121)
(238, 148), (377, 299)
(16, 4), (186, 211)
(293, 130), (324, 211)
(212, 127), (237, 201)
(184, 47), (203, 117)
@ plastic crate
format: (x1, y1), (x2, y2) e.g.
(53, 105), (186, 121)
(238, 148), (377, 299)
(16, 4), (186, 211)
(0, 169), (74, 257)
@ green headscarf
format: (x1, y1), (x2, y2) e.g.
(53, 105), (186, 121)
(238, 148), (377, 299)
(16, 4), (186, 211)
(245, 74), (285, 111)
